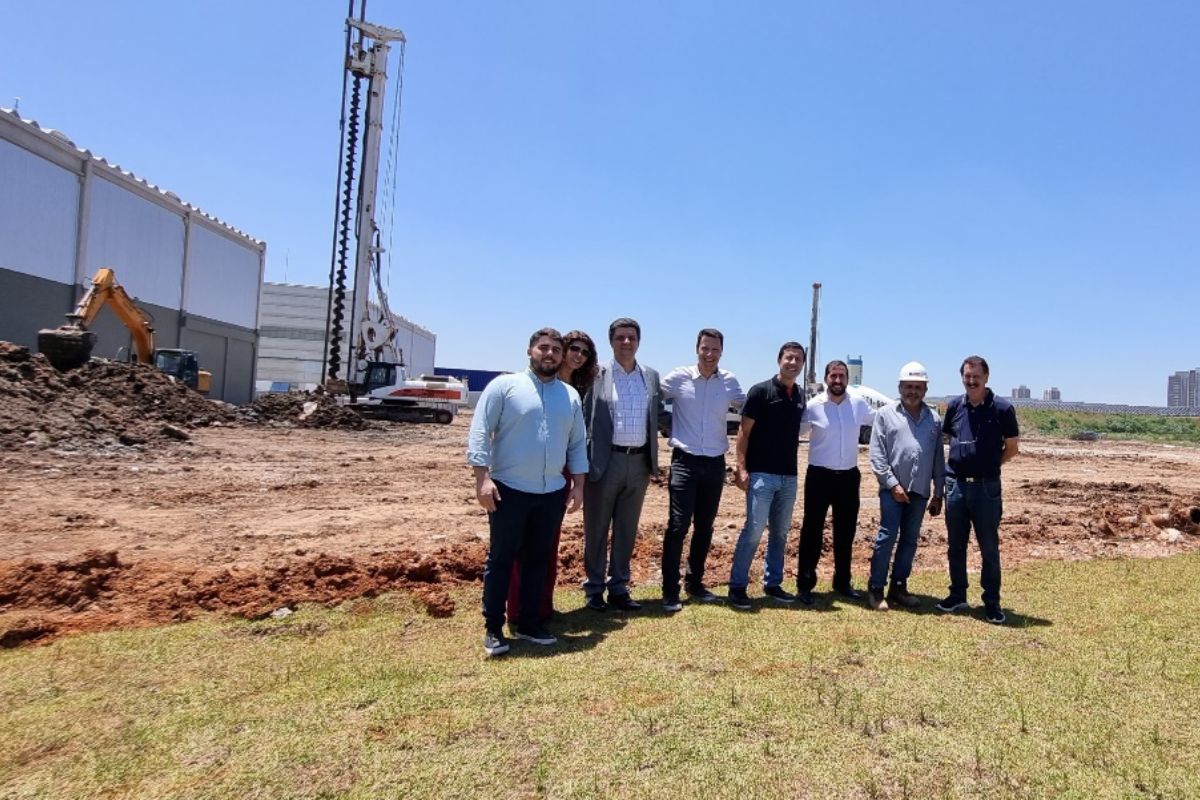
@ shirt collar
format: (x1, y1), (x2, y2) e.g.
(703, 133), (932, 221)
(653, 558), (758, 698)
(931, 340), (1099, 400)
(687, 364), (724, 380)
(897, 400), (930, 423)
(963, 388), (995, 408)
(771, 375), (799, 395)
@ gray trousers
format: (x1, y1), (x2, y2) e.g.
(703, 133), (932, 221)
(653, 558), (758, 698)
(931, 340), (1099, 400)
(582, 451), (651, 598)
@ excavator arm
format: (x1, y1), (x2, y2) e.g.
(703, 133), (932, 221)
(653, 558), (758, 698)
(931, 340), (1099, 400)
(38, 267), (156, 370)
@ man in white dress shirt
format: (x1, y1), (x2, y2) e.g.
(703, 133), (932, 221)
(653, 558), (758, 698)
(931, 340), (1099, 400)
(659, 328), (746, 611)
(795, 360), (875, 605)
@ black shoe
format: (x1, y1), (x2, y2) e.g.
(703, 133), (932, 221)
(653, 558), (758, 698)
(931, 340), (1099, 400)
(686, 583), (718, 603)
(984, 602), (1006, 625)
(727, 587), (752, 610)
(483, 630), (510, 657)
(866, 586), (889, 611)
(584, 594), (608, 612)
(514, 625), (557, 646)
(886, 583), (920, 609)
(833, 584), (862, 600)
(662, 593), (683, 613)
(935, 595), (969, 613)
(608, 593), (642, 612)
(763, 585), (796, 604)
(795, 587), (815, 606)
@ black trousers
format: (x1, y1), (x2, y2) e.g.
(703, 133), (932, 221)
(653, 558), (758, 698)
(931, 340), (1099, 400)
(796, 465), (861, 591)
(661, 450), (726, 595)
(481, 482), (567, 632)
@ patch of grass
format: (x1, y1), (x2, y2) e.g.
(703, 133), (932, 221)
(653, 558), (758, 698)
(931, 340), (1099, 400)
(2, 557), (1199, 799)
(1019, 408), (1200, 444)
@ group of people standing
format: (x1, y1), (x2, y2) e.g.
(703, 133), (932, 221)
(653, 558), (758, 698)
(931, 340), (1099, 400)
(466, 320), (1019, 657)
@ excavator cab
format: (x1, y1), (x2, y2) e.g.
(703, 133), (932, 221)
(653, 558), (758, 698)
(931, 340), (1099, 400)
(154, 349), (199, 390)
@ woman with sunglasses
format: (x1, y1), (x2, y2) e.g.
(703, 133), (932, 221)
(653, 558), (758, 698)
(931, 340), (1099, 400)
(506, 330), (600, 624)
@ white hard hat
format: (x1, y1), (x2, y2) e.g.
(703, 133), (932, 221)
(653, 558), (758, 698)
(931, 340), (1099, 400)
(898, 361), (929, 382)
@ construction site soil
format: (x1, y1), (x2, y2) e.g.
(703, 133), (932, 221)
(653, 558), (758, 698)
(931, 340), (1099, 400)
(2, 347), (1199, 646)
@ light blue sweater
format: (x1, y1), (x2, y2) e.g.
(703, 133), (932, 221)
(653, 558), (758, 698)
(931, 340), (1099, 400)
(467, 370), (588, 494)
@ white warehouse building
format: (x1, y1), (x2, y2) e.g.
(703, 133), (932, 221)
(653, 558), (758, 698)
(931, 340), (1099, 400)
(0, 109), (265, 404)
(256, 282), (436, 393)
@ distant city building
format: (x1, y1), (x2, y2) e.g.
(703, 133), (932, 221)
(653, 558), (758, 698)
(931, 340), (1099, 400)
(1012, 385), (1031, 399)
(1043, 387), (1061, 401)
(1167, 368), (1200, 407)
(847, 355), (863, 385)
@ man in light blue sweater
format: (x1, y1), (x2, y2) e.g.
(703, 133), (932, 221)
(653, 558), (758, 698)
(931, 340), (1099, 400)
(467, 328), (588, 656)
(866, 361), (945, 611)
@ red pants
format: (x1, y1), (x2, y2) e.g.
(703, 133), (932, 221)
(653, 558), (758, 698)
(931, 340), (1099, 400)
(507, 523), (562, 624)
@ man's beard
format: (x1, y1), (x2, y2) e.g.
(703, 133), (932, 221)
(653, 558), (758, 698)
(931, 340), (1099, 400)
(828, 384), (846, 396)
(532, 359), (560, 377)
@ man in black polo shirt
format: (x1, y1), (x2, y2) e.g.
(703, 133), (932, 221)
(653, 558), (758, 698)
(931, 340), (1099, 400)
(936, 355), (1020, 624)
(727, 342), (807, 608)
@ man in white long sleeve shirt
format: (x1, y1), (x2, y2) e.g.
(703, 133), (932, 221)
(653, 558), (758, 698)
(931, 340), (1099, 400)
(659, 328), (745, 610)
(795, 360), (875, 605)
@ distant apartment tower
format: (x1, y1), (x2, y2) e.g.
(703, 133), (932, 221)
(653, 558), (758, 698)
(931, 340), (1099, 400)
(1043, 387), (1061, 401)
(1167, 369), (1200, 407)
(1012, 385), (1031, 399)
(847, 355), (863, 385)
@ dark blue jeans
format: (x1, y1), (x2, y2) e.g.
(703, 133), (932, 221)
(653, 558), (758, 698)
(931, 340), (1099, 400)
(662, 450), (726, 595)
(944, 477), (1003, 604)
(481, 482), (567, 632)
(868, 490), (929, 591)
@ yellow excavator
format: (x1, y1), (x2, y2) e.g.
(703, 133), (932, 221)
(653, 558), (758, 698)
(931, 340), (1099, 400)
(38, 267), (212, 393)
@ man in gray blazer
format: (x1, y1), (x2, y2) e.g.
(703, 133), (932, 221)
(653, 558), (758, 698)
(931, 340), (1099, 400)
(581, 317), (661, 612)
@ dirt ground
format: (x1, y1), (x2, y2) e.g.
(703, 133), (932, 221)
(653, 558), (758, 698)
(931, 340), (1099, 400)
(3, 405), (1199, 646)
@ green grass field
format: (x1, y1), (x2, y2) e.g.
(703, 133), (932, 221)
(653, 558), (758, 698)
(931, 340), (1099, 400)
(1017, 408), (1200, 445)
(2, 554), (1199, 799)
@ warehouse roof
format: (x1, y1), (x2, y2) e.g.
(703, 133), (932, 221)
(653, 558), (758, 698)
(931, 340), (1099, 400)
(1, 107), (263, 250)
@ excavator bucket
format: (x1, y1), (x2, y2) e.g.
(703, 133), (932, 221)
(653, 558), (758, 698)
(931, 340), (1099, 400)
(37, 326), (97, 371)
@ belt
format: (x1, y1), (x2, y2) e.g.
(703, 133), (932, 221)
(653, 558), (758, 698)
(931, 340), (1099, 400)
(955, 476), (998, 483)
(611, 444), (647, 454)
(810, 465), (858, 475)
(673, 449), (723, 460)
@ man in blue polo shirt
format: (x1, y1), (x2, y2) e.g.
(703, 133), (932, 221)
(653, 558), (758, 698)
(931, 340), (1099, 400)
(727, 341), (807, 609)
(935, 355), (1019, 624)
(467, 328), (588, 656)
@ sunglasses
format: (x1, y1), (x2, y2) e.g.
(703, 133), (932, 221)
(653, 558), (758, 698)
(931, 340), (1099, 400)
(567, 344), (591, 357)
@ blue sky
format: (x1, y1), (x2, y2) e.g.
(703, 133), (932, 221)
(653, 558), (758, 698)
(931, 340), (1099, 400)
(3, 1), (1197, 404)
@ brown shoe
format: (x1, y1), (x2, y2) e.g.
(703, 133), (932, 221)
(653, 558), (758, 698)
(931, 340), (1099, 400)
(886, 584), (920, 609)
(866, 587), (889, 611)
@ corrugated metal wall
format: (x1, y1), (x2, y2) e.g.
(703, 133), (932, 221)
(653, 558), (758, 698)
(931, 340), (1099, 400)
(86, 176), (185, 308)
(185, 224), (261, 330)
(0, 138), (78, 283)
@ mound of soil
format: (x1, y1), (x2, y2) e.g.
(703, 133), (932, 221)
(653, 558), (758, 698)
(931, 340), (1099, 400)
(0, 543), (489, 645)
(0, 341), (233, 452)
(238, 392), (372, 430)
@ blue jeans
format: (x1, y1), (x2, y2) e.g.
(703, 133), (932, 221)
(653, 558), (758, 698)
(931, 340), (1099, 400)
(868, 490), (929, 590)
(944, 477), (1003, 604)
(729, 473), (797, 590)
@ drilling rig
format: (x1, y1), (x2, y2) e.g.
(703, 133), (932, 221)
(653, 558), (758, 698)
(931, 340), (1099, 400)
(322, 13), (466, 423)
(806, 282), (821, 396)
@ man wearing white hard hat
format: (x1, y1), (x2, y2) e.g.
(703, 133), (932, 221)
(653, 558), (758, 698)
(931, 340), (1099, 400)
(866, 362), (945, 611)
